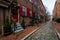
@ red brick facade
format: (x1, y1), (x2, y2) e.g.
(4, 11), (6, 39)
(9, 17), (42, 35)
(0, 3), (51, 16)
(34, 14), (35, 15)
(0, 0), (46, 36)
(53, 0), (60, 19)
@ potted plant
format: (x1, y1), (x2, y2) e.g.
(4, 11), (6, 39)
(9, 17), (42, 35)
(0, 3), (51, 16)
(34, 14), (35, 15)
(21, 18), (25, 29)
(3, 17), (12, 36)
(55, 18), (60, 23)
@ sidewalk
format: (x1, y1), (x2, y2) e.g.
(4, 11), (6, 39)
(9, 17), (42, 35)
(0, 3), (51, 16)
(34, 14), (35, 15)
(0, 23), (45, 40)
(25, 21), (59, 40)
(53, 21), (60, 39)
(53, 21), (60, 34)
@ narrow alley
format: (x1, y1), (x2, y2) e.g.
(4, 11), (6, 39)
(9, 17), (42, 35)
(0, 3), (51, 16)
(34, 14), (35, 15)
(0, 0), (60, 40)
(24, 21), (59, 40)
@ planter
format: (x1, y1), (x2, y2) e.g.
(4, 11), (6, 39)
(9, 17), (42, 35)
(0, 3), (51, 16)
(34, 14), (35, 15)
(3, 17), (12, 36)
(55, 18), (60, 23)
(3, 24), (12, 36)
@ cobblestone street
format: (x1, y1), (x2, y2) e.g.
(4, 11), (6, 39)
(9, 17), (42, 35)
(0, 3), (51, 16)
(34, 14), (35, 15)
(0, 0), (60, 40)
(25, 21), (59, 40)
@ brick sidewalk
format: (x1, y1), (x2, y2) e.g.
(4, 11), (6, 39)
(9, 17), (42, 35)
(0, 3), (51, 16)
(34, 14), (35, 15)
(0, 34), (16, 40)
(0, 23), (45, 40)
(17, 26), (38, 40)
(53, 21), (60, 34)
(0, 26), (38, 40)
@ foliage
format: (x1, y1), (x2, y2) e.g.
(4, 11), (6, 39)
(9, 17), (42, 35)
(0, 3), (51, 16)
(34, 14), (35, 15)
(55, 18), (60, 23)
(3, 17), (12, 36)
(30, 19), (35, 26)
(21, 18), (25, 29)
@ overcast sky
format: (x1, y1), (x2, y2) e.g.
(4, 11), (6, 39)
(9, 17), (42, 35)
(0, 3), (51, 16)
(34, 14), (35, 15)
(42, 0), (56, 15)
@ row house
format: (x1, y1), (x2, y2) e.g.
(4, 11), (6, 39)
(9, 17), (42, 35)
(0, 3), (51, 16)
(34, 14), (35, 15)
(53, 0), (60, 20)
(0, 0), (14, 36)
(0, 0), (46, 36)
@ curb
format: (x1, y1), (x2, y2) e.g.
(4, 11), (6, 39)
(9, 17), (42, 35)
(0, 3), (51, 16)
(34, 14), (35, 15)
(21, 27), (40, 40)
(55, 28), (60, 40)
(21, 23), (46, 40)
(56, 31), (60, 39)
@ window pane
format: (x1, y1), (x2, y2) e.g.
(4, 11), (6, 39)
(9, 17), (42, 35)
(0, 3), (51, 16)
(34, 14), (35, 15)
(22, 6), (26, 16)
(30, 10), (32, 16)
(29, 0), (32, 2)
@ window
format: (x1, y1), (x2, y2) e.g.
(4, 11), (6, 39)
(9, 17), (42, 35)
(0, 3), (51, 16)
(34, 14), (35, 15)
(30, 10), (32, 17)
(29, 0), (32, 3)
(22, 6), (26, 16)
(11, 7), (18, 15)
(37, 5), (40, 9)
(38, 15), (40, 19)
(29, 0), (34, 3)
(22, 6), (25, 12)
(34, 0), (38, 7)
(34, 0), (40, 9)
(34, 13), (38, 19)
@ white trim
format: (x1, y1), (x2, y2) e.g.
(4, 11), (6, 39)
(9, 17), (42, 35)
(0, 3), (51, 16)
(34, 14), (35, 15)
(30, 10), (32, 16)
(2, 26), (4, 36)
(0, 4), (8, 8)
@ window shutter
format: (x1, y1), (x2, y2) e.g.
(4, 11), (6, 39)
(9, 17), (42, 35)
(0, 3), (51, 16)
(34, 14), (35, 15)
(27, 8), (30, 17)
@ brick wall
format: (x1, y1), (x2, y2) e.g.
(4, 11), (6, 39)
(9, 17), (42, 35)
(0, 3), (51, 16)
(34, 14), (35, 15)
(17, 0), (37, 26)
(53, 0), (60, 19)
(17, 0), (46, 26)
(0, 8), (4, 35)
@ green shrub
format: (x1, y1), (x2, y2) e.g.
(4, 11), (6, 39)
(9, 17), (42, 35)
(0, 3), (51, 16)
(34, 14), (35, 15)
(3, 17), (12, 36)
(55, 18), (60, 23)
(21, 19), (25, 29)
(30, 19), (35, 26)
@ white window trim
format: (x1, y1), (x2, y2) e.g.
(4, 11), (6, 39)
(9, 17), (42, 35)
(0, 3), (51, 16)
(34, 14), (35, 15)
(30, 10), (32, 16)
(29, 0), (32, 3)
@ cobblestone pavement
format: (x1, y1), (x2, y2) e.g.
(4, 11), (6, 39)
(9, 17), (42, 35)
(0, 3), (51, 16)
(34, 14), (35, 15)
(25, 21), (59, 40)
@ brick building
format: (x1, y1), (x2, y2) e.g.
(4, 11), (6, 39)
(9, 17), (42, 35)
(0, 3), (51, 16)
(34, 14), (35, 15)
(17, 0), (46, 27)
(53, 0), (60, 20)
(0, 0), (14, 36)
(0, 0), (46, 36)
